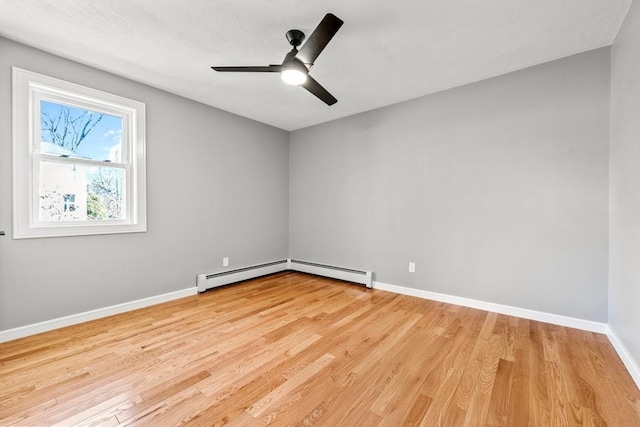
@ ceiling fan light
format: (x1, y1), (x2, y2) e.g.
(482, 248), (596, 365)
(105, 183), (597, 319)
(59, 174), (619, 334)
(281, 67), (307, 85)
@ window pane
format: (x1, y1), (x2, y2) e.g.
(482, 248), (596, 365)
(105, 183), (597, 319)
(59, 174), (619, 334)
(39, 161), (125, 222)
(40, 100), (123, 162)
(86, 166), (125, 220)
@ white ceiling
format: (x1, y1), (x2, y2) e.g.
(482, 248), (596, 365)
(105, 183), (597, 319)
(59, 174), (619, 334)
(0, 1), (632, 131)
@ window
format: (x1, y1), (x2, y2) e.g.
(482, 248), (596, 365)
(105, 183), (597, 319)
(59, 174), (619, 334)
(63, 194), (76, 213)
(12, 67), (146, 238)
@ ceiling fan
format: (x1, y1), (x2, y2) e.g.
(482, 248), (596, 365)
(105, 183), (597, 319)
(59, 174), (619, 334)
(212, 13), (344, 106)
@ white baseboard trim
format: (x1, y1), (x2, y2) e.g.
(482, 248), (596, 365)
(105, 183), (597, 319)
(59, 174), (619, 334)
(0, 287), (197, 343)
(606, 326), (640, 389)
(372, 281), (608, 334)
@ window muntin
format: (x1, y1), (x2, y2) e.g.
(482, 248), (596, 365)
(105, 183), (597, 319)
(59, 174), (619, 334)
(13, 67), (146, 239)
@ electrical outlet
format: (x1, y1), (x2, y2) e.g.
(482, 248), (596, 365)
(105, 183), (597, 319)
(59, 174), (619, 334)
(223, 257), (229, 267)
(409, 262), (416, 273)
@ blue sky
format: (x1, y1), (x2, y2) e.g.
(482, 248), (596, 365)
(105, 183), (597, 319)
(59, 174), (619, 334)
(40, 100), (122, 162)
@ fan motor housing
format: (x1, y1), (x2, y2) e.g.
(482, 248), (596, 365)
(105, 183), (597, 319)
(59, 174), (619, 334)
(286, 29), (305, 47)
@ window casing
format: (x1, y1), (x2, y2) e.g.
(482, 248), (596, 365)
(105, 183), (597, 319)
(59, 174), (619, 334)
(13, 67), (146, 239)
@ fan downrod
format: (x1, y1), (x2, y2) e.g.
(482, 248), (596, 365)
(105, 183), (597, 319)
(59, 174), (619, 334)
(286, 30), (305, 47)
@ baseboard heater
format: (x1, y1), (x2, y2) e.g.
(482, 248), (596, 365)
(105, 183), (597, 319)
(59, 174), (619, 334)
(197, 258), (372, 293)
(287, 259), (372, 289)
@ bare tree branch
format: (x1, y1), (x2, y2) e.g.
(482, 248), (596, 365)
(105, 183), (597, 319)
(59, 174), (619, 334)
(41, 104), (104, 153)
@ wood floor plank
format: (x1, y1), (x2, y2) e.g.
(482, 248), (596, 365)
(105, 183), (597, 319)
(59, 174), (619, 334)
(0, 272), (638, 426)
(486, 358), (514, 426)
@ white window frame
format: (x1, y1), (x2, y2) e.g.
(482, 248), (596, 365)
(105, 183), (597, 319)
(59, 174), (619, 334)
(12, 67), (147, 239)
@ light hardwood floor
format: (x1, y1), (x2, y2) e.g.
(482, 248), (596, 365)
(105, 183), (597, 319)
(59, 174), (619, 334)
(0, 272), (638, 426)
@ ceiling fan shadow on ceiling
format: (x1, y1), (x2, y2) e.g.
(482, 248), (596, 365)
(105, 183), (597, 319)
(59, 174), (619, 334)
(212, 13), (344, 106)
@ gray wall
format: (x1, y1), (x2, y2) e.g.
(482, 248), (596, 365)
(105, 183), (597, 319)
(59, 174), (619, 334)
(610, 0), (640, 367)
(290, 48), (611, 322)
(0, 38), (289, 330)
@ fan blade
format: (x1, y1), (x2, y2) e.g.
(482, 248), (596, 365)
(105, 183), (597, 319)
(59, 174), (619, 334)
(296, 13), (343, 66)
(212, 65), (282, 72)
(301, 75), (337, 106)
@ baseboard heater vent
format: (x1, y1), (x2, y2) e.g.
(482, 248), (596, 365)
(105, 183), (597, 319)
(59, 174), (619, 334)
(197, 258), (372, 292)
(197, 260), (288, 292)
(287, 259), (372, 288)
